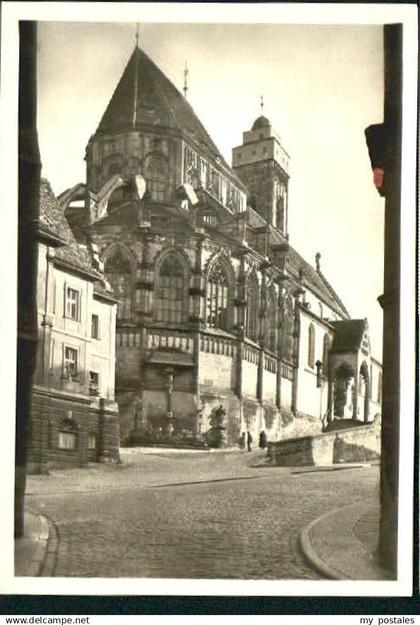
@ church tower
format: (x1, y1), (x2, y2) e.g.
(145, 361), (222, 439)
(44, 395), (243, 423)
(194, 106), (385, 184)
(232, 114), (290, 236)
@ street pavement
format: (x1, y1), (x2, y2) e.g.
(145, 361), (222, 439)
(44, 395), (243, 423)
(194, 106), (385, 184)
(23, 448), (380, 579)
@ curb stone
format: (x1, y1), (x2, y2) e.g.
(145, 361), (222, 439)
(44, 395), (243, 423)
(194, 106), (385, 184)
(299, 503), (385, 580)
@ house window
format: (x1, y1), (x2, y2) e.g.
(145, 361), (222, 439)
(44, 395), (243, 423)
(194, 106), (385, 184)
(91, 314), (100, 339)
(206, 262), (229, 330)
(308, 323), (315, 368)
(245, 275), (259, 342)
(65, 287), (79, 320)
(64, 346), (78, 378)
(58, 412), (78, 450)
(89, 371), (99, 395)
(58, 432), (77, 450)
(88, 432), (97, 450)
(155, 254), (186, 323)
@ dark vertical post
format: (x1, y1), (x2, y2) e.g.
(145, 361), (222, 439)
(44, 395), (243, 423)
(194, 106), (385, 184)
(16, 21), (41, 537)
(378, 24), (402, 576)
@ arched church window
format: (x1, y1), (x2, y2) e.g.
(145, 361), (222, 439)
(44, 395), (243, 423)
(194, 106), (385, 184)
(246, 274), (259, 342)
(105, 248), (132, 321)
(155, 254), (186, 323)
(206, 261), (229, 331)
(265, 291), (277, 353)
(322, 333), (331, 373)
(308, 323), (315, 368)
(145, 156), (168, 203)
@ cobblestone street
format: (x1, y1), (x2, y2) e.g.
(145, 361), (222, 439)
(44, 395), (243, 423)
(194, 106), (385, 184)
(25, 450), (379, 579)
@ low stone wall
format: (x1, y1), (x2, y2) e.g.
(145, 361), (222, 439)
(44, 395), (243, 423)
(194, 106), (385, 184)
(267, 420), (380, 466)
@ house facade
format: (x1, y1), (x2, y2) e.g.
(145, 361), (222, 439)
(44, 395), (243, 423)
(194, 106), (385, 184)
(59, 45), (382, 447)
(27, 179), (120, 473)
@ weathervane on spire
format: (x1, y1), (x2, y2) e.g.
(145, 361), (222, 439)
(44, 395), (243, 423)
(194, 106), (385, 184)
(135, 23), (140, 48)
(260, 95), (264, 115)
(183, 61), (189, 99)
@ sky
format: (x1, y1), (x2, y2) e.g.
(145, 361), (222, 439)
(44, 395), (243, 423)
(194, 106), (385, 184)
(37, 21), (385, 357)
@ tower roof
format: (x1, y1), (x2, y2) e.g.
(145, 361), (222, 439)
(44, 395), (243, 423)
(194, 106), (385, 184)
(94, 47), (235, 175)
(251, 115), (271, 130)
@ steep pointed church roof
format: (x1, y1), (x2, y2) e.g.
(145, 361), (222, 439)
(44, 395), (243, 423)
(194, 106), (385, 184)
(95, 46), (239, 180)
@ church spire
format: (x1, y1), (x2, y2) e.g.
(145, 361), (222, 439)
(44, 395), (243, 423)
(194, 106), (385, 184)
(132, 25), (140, 127)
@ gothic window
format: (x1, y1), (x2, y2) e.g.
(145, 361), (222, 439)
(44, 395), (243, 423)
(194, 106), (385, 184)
(281, 299), (294, 362)
(206, 261), (229, 331)
(308, 323), (315, 368)
(145, 156), (168, 203)
(105, 248), (132, 321)
(322, 333), (331, 373)
(246, 274), (259, 342)
(265, 291), (277, 353)
(155, 254), (186, 323)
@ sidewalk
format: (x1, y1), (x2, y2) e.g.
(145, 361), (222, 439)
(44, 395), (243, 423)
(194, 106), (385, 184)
(300, 502), (393, 580)
(14, 509), (49, 577)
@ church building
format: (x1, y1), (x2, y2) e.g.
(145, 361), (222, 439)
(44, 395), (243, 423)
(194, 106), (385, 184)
(59, 44), (382, 446)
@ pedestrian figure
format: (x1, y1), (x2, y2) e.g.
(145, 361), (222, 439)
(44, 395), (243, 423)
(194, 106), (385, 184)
(259, 430), (267, 449)
(238, 432), (246, 450)
(247, 431), (253, 452)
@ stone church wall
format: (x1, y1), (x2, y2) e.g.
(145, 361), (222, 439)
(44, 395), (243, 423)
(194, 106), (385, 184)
(262, 368), (277, 403)
(199, 351), (236, 391)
